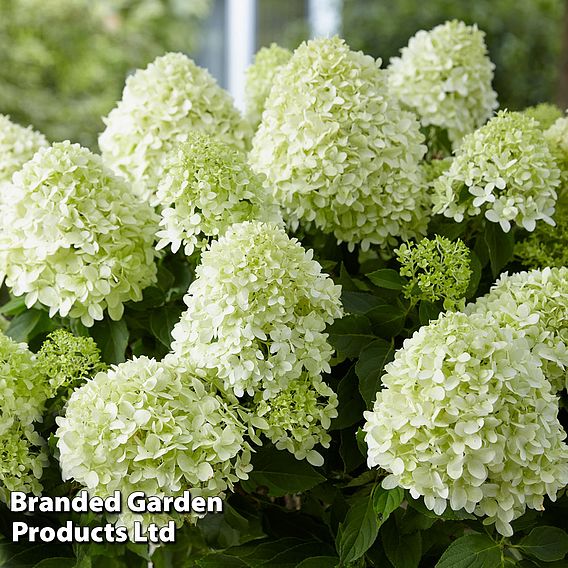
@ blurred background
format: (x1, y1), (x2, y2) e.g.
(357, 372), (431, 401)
(1, 0), (566, 148)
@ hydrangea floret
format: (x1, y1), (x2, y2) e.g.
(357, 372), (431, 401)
(156, 132), (282, 256)
(0, 114), (48, 186)
(396, 236), (471, 310)
(364, 309), (568, 537)
(245, 43), (292, 130)
(523, 103), (563, 131)
(0, 423), (48, 503)
(0, 141), (160, 327)
(388, 20), (498, 147)
(56, 356), (252, 529)
(544, 114), (568, 196)
(249, 37), (429, 252)
(433, 111), (560, 232)
(0, 332), (48, 433)
(36, 329), (107, 399)
(99, 52), (251, 203)
(171, 221), (343, 400)
(252, 374), (338, 466)
(466, 267), (568, 393)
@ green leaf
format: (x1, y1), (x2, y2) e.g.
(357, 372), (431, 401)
(198, 555), (249, 568)
(0, 296), (26, 316)
(341, 291), (388, 315)
(373, 486), (404, 525)
(327, 314), (376, 359)
(150, 305), (184, 348)
(33, 560), (77, 568)
(484, 222), (515, 278)
(381, 518), (421, 568)
(435, 534), (501, 568)
(331, 366), (365, 430)
(90, 318), (129, 364)
(0, 543), (74, 568)
(518, 527), (568, 562)
(339, 427), (365, 473)
(367, 269), (404, 290)
(240, 447), (325, 497)
(356, 339), (394, 408)
(6, 309), (57, 342)
(296, 557), (339, 568)
(418, 301), (441, 326)
(336, 486), (381, 564)
(365, 304), (406, 339)
(465, 250), (482, 299)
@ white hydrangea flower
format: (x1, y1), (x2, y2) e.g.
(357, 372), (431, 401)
(388, 20), (498, 147)
(253, 373), (338, 467)
(0, 141), (159, 327)
(433, 111), (560, 232)
(56, 356), (252, 529)
(249, 37), (429, 252)
(245, 43), (292, 130)
(467, 267), (568, 392)
(156, 132), (282, 256)
(0, 332), (49, 434)
(171, 221), (343, 399)
(364, 310), (568, 537)
(544, 114), (568, 196)
(99, 52), (251, 203)
(0, 423), (48, 504)
(0, 114), (48, 185)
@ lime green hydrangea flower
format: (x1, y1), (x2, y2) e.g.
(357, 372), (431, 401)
(433, 111), (560, 232)
(56, 356), (252, 529)
(0, 423), (48, 504)
(396, 236), (471, 310)
(253, 374), (338, 466)
(0, 141), (159, 327)
(99, 52), (251, 203)
(364, 310), (568, 537)
(0, 114), (47, 185)
(422, 157), (452, 186)
(466, 267), (568, 393)
(249, 37), (429, 252)
(0, 332), (49, 434)
(245, 43), (292, 130)
(36, 329), (107, 399)
(388, 20), (497, 148)
(523, 103), (563, 130)
(156, 132), (282, 256)
(544, 114), (568, 197)
(171, 221), (343, 399)
(515, 197), (568, 269)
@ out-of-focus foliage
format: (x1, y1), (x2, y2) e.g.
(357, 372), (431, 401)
(0, 0), (211, 148)
(342, 0), (563, 110)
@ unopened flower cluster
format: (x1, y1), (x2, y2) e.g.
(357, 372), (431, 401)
(0, 142), (159, 327)
(0, 333), (49, 501)
(245, 43), (292, 130)
(388, 20), (498, 147)
(433, 111), (560, 232)
(99, 52), (251, 203)
(0, 114), (47, 187)
(172, 221), (342, 463)
(36, 329), (107, 400)
(56, 356), (252, 528)
(364, 308), (568, 537)
(156, 132), (281, 256)
(250, 37), (429, 252)
(396, 236), (471, 310)
(523, 103), (563, 131)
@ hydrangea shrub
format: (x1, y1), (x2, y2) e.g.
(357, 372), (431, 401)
(250, 36), (429, 252)
(0, 141), (159, 326)
(433, 110), (560, 232)
(99, 52), (251, 203)
(155, 132), (281, 256)
(388, 20), (498, 147)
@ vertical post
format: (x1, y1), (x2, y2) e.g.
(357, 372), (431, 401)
(308, 0), (342, 39)
(226, 0), (256, 111)
(558, 0), (568, 109)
